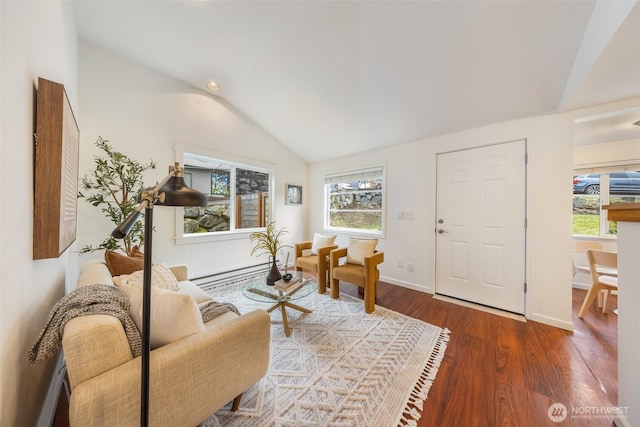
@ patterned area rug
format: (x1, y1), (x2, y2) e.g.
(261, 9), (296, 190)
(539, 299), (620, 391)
(200, 279), (450, 427)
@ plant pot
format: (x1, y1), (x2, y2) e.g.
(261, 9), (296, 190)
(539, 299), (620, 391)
(266, 258), (282, 286)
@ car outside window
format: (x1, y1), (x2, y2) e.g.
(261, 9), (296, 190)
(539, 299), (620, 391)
(573, 170), (640, 236)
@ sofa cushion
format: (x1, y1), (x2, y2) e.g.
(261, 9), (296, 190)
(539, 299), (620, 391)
(76, 259), (115, 288)
(112, 264), (180, 291)
(310, 233), (337, 255)
(177, 281), (213, 304)
(346, 238), (378, 266)
(116, 282), (205, 349)
(105, 250), (144, 276)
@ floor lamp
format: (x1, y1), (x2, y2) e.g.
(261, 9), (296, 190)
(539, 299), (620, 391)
(112, 162), (207, 427)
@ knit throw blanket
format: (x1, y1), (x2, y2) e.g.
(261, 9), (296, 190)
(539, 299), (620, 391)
(200, 300), (240, 322)
(29, 285), (241, 365)
(28, 284), (142, 364)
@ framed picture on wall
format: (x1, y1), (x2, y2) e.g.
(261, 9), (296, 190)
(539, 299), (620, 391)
(286, 184), (302, 206)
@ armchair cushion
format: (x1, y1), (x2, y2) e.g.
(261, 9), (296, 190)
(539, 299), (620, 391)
(116, 281), (205, 349)
(346, 238), (378, 266)
(310, 233), (336, 255)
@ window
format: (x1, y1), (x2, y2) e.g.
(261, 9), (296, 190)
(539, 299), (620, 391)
(572, 170), (640, 236)
(324, 165), (385, 236)
(182, 152), (271, 236)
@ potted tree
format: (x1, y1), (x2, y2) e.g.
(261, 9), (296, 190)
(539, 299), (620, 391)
(249, 222), (291, 285)
(78, 136), (156, 255)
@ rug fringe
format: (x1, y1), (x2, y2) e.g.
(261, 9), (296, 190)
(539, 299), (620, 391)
(398, 327), (451, 426)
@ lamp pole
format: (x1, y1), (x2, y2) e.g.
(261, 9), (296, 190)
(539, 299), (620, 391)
(111, 163), (207, 427)
(140, 202), (153, 427)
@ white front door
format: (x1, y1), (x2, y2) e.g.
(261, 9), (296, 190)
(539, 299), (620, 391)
(435, 140), (526, 314)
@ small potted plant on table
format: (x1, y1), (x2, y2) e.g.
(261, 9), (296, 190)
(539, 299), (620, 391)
(249, 222), (291, 286)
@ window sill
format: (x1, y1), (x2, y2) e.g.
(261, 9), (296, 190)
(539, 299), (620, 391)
(176, 229), (259, 245)
(572, 234), (617, 241)
(325, 227), (385, 239)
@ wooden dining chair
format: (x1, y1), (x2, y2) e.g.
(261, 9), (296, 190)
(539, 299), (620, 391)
(572, 241), (603, 277)
(578, 250), (618, 318)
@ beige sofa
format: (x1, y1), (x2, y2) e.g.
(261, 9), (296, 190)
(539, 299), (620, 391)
(62, 259), (270, 427)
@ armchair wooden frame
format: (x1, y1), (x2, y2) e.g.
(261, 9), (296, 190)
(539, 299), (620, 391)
(294, 241), (338, 294)
(329, 247), (384, 314)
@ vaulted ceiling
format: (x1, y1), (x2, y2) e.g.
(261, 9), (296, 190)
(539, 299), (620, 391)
(72, 1), (640, 163)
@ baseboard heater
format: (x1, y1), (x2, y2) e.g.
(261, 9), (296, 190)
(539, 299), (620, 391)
(190, 260), (283, 291)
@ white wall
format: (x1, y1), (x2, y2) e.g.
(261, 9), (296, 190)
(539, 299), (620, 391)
(571, 133), (638, 287)
(616, 220), (640, 427)
(313, 105), (638, 331)
(574, 139), (640, 170)
(0, 2), (79, 425)
(310, 98), (640, 330)
(310, 111), (576, 329)
(77, 43), (308, 278)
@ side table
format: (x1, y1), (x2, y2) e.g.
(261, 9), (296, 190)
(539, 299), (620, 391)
(242, 273), (315, 337)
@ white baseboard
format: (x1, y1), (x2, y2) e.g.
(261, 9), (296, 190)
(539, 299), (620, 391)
(572, 282), (590, 290)
(37, 352), (65, 427)
(528, 312), (575, 331)
(379, 276), (432, 293)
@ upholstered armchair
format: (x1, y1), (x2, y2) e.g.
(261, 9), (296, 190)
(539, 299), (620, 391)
(294, 233), (337, 294)
(330, 239), (384, 314)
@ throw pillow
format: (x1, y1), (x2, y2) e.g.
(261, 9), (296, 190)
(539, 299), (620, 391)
(177, 281), (213, 304)
(116, 281), (205, 349)
(112, 264), (180, 291)
(105, 250), (144, 276)
(346, 238), (378, 266)
(310, 233), (337, 255)
(128, 245), (144, 258)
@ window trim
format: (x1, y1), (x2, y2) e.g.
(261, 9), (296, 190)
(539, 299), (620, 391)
(323, 163), (386, 238)
(572, 168), (640, 239)
(174, 143), (275, 245)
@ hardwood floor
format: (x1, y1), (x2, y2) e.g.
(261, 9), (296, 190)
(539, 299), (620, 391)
(353, 283), (618, 427)
(52, 283), (617, 427)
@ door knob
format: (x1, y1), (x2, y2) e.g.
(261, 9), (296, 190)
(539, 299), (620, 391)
(437, 228), (448, 234)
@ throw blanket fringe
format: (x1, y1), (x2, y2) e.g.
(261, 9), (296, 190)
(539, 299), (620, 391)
(28, 285), (142, 364)
(200, 300), (240, 322)
(398, 328), (450, 427)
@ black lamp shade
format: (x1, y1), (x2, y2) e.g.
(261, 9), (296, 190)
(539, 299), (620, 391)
(156, 176), (207, 207)
(112, 209), (143, 239)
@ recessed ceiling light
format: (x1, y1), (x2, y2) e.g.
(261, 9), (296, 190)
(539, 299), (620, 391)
(206, 81), (220, 91)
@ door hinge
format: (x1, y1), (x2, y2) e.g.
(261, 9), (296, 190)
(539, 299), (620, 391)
(525, 152), (528, 164)
(524, 217), (527, 228)
(524, 282), (527, 293)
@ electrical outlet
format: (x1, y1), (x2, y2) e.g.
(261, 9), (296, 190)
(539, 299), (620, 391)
(397, 260), (403, 268)
(404, 210), (415, 220)
(407, 263), (414, 271)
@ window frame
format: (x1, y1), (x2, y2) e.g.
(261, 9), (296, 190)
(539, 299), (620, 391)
(323, 164), (386, 238)
(572, 168), (640, 239)
(174, 144), (275, 245)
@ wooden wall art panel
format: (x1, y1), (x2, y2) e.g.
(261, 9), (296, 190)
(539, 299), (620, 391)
(33, 77), (79, 259)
